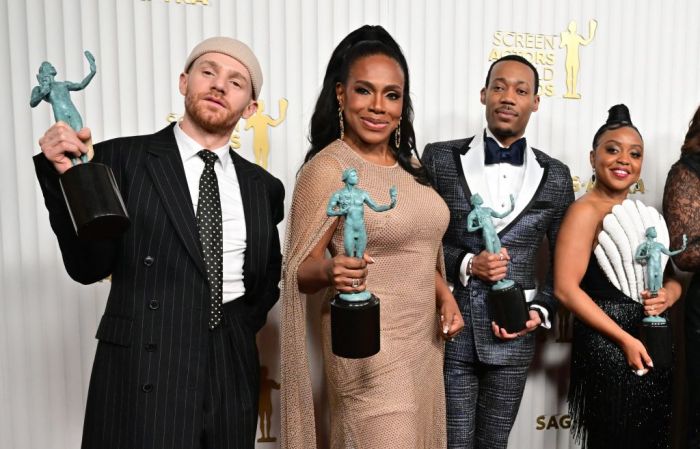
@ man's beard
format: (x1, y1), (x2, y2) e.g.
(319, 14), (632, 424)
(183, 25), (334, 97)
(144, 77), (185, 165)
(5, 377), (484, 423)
(184, 91), (241, 135)
(491, 124), (517, 142)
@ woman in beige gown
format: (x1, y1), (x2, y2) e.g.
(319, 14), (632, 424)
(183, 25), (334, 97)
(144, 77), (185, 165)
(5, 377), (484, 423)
(280, 25), (463, 449)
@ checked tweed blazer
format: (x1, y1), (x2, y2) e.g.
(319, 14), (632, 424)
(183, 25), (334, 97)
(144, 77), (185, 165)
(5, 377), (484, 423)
(422, 136), (574, 366)
(33, 123), (284, 449)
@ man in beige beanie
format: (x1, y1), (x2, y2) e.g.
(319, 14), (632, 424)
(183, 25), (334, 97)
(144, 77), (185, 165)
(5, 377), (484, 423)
(34, 36), (284, 449)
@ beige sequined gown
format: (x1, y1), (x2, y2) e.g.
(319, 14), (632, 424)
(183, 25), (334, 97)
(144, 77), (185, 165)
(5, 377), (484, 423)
(281, 140), (449, 449)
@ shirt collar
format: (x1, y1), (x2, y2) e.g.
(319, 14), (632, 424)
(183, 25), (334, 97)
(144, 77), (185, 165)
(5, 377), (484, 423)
(174, 122), (232, 167)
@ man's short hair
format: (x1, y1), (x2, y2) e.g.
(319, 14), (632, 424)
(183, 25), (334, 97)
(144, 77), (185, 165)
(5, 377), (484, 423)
(484, 55), (539, 94)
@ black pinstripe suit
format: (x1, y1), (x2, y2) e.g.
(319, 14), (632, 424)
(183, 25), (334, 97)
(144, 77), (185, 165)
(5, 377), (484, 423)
(423, 136), (574, 449)
(34, 123), (284, 449)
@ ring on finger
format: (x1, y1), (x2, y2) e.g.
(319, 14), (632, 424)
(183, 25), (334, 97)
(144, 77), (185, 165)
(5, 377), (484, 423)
(351, 278), (361, 288)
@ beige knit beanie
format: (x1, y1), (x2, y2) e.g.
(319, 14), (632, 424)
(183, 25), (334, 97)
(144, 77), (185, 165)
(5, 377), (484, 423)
(183, 37), (263, 100)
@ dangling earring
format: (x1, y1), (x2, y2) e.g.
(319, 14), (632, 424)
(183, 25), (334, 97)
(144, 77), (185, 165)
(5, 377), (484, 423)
(629, 178), (645, 194)
(338, 107), (344, 140)
(586, 170), (596, 192)
(394, 118), (401, 148)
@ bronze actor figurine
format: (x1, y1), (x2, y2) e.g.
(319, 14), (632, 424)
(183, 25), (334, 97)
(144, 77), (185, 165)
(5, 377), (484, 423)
(327, 168), (397, 357)
(634, 226), (687, 368)
(467, 193), (529, 332)
(30, 51), (129, 239)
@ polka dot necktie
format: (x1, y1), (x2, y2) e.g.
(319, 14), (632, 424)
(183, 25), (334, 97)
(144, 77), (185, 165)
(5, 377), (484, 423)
(197, 150), (223, 330)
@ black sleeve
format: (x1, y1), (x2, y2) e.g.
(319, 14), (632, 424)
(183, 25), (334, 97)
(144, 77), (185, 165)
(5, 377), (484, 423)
(33, 151), (118, 284)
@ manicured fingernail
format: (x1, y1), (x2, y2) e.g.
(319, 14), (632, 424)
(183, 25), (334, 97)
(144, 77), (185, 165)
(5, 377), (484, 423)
(443, 324), (449, 334)
(648, 361), (654, 368)
(369, 256), (376, 263)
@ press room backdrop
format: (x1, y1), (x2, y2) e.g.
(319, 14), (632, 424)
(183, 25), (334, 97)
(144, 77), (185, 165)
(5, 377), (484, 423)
(1, 0), (699, 448)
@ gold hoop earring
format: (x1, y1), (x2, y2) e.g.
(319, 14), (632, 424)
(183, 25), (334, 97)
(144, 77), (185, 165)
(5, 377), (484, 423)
(394, 118), (401, 148)
(338, 107), (344, 140)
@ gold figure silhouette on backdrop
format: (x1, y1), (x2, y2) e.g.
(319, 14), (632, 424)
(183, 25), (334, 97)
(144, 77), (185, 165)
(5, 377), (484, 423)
(257, 365), (280, 443)
(560, 19), (598, 99)
(572, 175), (582, 193)
(244, 98), (288, 169)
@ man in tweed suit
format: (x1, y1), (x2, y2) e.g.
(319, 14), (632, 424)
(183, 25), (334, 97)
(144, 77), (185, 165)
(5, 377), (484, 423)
(422, 55), (574, 449)
(34, 37), (284, 449)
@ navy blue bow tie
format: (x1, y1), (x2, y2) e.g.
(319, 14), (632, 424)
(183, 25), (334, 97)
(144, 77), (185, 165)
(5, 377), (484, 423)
(484, 137), (526, 166)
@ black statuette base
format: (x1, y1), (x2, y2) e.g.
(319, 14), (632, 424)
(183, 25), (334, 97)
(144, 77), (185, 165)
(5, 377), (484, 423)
(639, 320), (672, 369)
(488, 282), (529, 334)
(330, 294), (380, 359)
(59, 162), (130, 240)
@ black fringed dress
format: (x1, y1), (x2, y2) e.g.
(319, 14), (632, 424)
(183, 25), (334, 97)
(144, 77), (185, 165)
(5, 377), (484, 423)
(568, 257), (672, 449)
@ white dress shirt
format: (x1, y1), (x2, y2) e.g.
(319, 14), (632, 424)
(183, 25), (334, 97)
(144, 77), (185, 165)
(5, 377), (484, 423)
(174, 124), (247, 303)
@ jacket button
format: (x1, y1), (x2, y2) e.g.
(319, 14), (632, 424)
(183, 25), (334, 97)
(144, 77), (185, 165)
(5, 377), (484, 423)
(144, 256), (154, 266)
(471, 290), (478, 297)
(145, 343), (157, 352)
(142, 383), (154, 393)
(148, 299), (160, 310)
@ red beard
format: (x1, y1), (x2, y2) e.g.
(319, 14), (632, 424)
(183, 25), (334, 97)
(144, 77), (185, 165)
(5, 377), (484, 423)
(184, 91), (240, 135)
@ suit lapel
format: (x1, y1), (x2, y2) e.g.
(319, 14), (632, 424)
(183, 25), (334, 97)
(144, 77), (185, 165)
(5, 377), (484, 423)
(452, 136), (475, 206)
(458, 133), (492, 207)
(498, 151), (549, 237)
(145, 124), (206, 276)
(230, 149), (265, 293)
(494, 145), (545, 231)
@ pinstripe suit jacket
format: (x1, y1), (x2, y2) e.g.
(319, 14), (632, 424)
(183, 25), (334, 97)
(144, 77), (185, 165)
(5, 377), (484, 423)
(34, 123), (284, 449)
(422, 135), (573, 366)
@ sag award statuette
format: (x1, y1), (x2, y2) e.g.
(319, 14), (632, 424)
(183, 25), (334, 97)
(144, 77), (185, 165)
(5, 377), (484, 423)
(30, 51), (129, 240)
(634, 227), (687, 368)
(467, 193), (529, 333)
(326, 168), (397, 359)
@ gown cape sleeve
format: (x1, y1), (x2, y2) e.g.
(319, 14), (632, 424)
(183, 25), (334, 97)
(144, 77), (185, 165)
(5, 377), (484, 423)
(280, 145), (345, 449)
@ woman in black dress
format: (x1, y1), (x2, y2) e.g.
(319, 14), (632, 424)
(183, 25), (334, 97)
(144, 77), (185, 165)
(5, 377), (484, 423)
(554, 104), (683, 449)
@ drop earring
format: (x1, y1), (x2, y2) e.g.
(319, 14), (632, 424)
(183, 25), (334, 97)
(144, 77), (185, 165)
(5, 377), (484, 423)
(338, 107), (344, 140)
(394, 118), (401, 148)
(586, 170), (596, 192)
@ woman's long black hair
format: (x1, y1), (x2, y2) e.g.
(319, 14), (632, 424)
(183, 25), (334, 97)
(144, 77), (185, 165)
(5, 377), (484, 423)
(304, 25), (431, 185)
